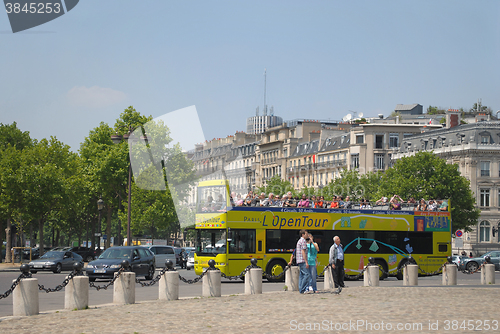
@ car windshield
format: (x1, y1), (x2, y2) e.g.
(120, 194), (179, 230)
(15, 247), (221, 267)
(99, 248), (133, 259)
(40, 251), (63, 259)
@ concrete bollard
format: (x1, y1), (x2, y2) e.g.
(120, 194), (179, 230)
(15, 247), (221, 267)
(323, 266), (334, 290)
(364, 265), (380, 287)
(159, 271), (179, 301)
(113, 271), (136, 305)
(481, 264), (495, 285)
(202, 270), (221, 297)
(403, 264), (419, 286)
(244, 268), (263, 295)
(442, 264), (457, 286)
(285, 266), (300, 292)
(65, 276), (89, 310)
(13, 278), (39, 316)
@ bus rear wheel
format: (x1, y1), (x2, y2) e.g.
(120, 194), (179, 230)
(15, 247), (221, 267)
(266, 259), (286, 282)
(374, 259), (388, 280)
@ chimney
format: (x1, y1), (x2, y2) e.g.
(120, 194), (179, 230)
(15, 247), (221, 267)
(446, 109), (461, 129)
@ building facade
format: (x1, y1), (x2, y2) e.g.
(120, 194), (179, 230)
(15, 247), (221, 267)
(392, 120), (500, 255)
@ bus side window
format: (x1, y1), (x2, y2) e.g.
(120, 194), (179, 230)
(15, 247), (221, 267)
(258, 240), (262, 252)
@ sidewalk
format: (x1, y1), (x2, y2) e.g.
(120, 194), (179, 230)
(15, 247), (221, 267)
(0, 286), (499, 333)
(0, 262), (22, 272)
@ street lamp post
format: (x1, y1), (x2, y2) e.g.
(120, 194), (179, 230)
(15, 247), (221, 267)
(111, 129), (135, 246)
(97, 196), (104, 252)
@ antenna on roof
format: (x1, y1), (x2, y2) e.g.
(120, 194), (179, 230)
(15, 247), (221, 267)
(263, 68), (267, 116)
(345, 114), (352, 121)
(358, 112), (364, 118)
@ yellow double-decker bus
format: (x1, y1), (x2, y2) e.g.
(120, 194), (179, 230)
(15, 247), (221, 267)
(194, 180), (451, 281)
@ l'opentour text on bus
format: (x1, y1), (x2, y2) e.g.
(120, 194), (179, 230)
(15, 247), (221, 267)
(194, 180), (452, 281)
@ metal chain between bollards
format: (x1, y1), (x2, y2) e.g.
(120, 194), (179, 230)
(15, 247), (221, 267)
(263, 264), (291, 280)
(178, 267), (211, 284)
(460, 261), (486, 275)
(0, 271), (32, 299)
(89, 268), (125, 291)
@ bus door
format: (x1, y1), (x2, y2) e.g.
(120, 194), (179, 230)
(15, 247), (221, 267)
(227, 229), (258, 275)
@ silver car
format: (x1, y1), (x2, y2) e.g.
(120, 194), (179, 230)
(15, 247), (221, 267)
(146, 245), (177, 267)
(459, 251), (500, 272)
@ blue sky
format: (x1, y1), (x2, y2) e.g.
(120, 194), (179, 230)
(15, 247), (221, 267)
(1, 1), (499, 151)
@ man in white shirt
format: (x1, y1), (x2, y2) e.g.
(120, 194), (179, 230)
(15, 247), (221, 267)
(329, 236), (345, 293)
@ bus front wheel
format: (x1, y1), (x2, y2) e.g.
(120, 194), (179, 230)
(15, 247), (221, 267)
(266, 259), (287, 282)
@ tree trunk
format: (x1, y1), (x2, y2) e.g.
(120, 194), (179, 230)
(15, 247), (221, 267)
(55, 229), (60, 247)
(38, 218), (45, 257)
(105, 206), (112, 249)
(0, 219), (4, 263)
(5, 218), (12, 263)
(29, 224), (35, 258)
(91, 216), (96, 251)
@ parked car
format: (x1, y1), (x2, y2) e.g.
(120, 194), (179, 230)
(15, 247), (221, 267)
(66, 247), (97, 262)
(146, 245), (176, 267)
(23, 247), (53, 260)
(459, 251), (500, 272)
(186, 250), (195, 270)
(86, 246), (156, 282)
(451, 255), (467, 267)
(28, 251), (84, 274)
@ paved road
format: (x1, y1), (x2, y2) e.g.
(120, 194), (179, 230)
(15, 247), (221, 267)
(1, 285), (500, 334)
(1, 269), (499, 318)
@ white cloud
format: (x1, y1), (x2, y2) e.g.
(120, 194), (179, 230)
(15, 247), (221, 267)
(67, 86), (127, 108)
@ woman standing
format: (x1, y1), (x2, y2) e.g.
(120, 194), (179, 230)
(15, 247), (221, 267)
(306, 233), (320, 293)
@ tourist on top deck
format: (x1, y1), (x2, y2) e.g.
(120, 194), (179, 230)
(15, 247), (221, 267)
(297, 194), (310, 208)
(416, 199), (427, 211)
(315, 196), (326, 208)
(330, 196), (339, 209)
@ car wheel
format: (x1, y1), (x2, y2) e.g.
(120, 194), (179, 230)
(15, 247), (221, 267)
(266, 259), (286, 282)
(85, 255), (94, 262)
(53, 263), (62, 274)
(89, 277), (96, 282)
(466, 261), (479, 272)
(30, 270), (37, 274)
(187, 267), (191, 270)
(145, 266), (155, 280)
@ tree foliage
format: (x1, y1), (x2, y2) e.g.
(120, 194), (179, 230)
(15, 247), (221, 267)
(257, 175), (295, 197)
(322, 169), (381, 201)
(377, 151), (479, 232)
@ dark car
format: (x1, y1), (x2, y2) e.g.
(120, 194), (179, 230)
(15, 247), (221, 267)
(28, 251), (84, 274)
(66, 247), (97, 262)
(86, 246), (156, 282)
(23, 247), (53, 260)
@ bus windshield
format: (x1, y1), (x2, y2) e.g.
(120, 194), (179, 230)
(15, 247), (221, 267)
(196, 229), (226, 256)
(197, 185), (230, 213)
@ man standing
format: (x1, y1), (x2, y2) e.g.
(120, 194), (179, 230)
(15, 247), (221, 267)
(295, 229), (311, 294)
(329, 236), (345, 293)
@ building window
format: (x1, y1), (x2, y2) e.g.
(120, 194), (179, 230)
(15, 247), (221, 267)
(389, 133), (399, 148)
(351, 154), (359, 169)
(481, 136), (489, 144)
(403, 133), (413, 139)
(480, 221), (490, 242)
(374, 154), (385, 170)
(375, 135), (384, 149)
(356, 135), (364, 144)
(480, 189), (490, 207)
(480, 161), (490, 177)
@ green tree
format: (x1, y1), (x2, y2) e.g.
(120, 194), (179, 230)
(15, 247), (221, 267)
(322, 169), (381, 201)
(377, 151), (479, 232)
(427, 106), (446, 115)
(257, 175), (295, 197)
(0, 122), (33, 262)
